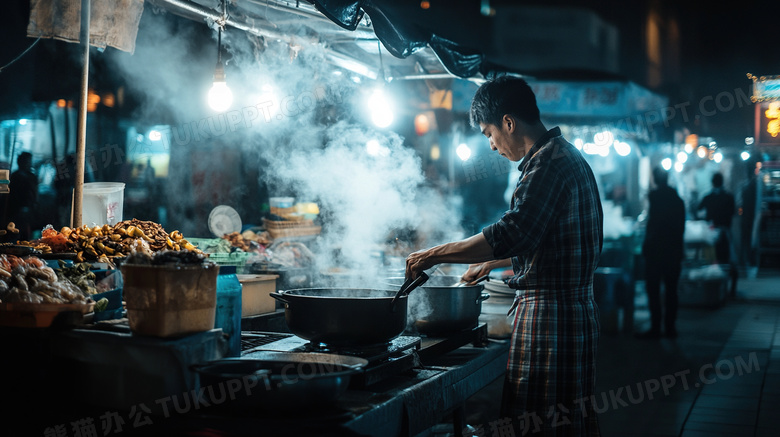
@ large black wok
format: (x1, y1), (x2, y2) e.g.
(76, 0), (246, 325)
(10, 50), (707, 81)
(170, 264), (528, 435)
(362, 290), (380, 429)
(191, 352), (368, 411)
(270, 288), (408, 347)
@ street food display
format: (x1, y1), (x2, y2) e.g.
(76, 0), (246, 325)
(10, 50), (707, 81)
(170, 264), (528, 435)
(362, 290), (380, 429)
(197, 228), (316, 272)
(55, 261), (102, 296)
(16, 219), (202, 262)
(259, 240), (316, 268)
(0, 206), (319, 328)
(0, 254), (93, 305)
(221, 230), (272, 252)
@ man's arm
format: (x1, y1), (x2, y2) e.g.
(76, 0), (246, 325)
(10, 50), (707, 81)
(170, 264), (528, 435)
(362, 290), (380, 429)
(405, 232), (496, 279)
(461, 258), (513, 282)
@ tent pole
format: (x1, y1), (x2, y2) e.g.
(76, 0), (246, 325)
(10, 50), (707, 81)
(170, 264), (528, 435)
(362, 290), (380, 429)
(72, 0), (90, 227)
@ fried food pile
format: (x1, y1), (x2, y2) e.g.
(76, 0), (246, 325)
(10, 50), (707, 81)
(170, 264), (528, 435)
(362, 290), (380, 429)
(221, 230), (271, 253)
(19, 219), (202, 262)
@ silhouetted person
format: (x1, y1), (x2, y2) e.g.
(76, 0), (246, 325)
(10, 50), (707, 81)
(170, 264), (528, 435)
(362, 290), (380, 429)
(637, 167), (685, 339)
(738, 162), (760, 276)
(697, 172), (738, 297)
(8, 152), (38, 241)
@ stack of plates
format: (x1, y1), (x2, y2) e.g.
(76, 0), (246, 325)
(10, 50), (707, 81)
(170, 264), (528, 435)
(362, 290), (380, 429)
(480, 277), (515, 339)
(483, 279), (515, 296)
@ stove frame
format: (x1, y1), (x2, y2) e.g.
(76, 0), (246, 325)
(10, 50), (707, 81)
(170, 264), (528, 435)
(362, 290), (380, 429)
(241, 323), (489, 387)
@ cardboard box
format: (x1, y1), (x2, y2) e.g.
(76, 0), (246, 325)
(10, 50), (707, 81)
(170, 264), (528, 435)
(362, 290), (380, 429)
(121, 264), (219, 337)
(237, 274), (279, 316)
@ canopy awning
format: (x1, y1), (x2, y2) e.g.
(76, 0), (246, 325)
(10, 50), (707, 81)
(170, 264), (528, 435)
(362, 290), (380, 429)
(149, 0), (630, 82)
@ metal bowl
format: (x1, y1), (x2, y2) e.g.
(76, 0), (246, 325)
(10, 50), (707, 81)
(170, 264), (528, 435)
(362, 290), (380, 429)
(384, 275), (489, 335)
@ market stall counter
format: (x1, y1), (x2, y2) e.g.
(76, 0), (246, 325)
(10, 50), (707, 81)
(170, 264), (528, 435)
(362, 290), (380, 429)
(6, 319), (509, 437)
(152, 335), (509, 437)
(3, 325), (227, 436)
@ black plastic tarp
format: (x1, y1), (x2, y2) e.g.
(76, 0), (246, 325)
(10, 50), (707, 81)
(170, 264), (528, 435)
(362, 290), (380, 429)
(310, 0), (489, 78)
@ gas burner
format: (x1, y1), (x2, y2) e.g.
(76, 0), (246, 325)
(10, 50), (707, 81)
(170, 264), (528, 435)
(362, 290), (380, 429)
(309, 341), (390, 355)
(305, 336), (421, 362)
(298, 336), (422, 387)
(240, 333), (423, 387)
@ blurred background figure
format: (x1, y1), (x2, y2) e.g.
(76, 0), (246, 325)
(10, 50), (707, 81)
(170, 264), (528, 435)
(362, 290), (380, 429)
(738, 161), (761, 279)
(697, 172), (738, 297)
(8, 151), (38, 241)
(637, 167), (686, 339)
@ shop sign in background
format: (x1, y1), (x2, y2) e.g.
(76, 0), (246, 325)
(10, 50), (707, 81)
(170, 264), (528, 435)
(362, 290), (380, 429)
(756, 101), (780, 147)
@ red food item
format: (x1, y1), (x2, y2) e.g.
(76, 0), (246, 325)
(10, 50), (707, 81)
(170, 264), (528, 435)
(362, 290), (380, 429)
(40, 228), (70, 253)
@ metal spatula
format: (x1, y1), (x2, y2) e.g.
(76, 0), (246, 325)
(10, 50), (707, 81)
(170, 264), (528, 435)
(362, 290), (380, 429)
(451, 274), (490, 287)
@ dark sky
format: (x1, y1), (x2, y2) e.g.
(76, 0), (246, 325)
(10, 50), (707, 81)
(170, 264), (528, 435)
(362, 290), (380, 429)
(672, 0), (778, 144)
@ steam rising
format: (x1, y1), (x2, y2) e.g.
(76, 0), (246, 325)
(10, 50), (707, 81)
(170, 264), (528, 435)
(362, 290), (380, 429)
(107, 7), (467, 315)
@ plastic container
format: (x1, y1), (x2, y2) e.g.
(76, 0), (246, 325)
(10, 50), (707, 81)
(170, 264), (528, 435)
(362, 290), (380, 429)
(208, 251), (251, 274)
(237, 274), (278, 316)
(92, 269), (124, 308)
(81, 182), (125, 226)
(0, 169), (9, 194)
(269, 197), (295, 208)
(121, 263), (218, 337)
(216, 266), (242, 357)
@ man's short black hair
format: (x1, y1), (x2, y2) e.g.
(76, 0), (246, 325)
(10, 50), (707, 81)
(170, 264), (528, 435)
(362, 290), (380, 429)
(469, 75), (541, 129)
(712, 172), (724, 188)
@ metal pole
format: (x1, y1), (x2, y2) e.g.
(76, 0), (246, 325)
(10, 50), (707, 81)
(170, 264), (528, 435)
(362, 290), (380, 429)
(73, 0), (90, 227)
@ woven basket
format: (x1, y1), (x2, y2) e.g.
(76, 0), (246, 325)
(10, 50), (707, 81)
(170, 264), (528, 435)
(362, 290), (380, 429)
(270, 206), (295, 216)
(270, 206), (307, 221)
(262, 218), (321, 239)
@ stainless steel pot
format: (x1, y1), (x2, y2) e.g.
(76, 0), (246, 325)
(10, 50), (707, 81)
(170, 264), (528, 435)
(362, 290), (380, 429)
(191, 352), (367, 411)
(384, 275), (489, 335)
(270, 288), (407, 347)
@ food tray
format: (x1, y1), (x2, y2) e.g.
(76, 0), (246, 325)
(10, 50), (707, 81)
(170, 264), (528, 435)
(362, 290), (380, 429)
(207, 251), (252, 273)
(0, 302), (95, 328)
(187, 238), (227, 252)
(0, 244), (42, 257)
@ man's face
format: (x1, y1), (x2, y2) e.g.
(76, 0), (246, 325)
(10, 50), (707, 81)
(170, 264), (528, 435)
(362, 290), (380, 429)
(479, 118), (521, 162)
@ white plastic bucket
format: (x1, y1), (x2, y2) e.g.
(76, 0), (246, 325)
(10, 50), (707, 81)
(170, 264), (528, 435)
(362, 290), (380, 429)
(81, 182), (125, 226)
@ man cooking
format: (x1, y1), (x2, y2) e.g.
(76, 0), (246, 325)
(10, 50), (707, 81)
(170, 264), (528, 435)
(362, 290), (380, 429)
(406, 75), (603, 435)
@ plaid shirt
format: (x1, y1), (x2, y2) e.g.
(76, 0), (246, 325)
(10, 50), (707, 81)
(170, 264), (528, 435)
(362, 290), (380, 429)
(483, 127), (603, 435)
(483, 127), (604, 296)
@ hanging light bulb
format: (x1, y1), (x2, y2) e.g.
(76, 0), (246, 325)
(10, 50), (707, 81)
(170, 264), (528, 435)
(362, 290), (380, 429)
(368, 87), (393, 128)
(207, 3), (233, 112)
(367, 41), (394, 128)
(456, 143), (472, 161)
(208, 61), (233, 112)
